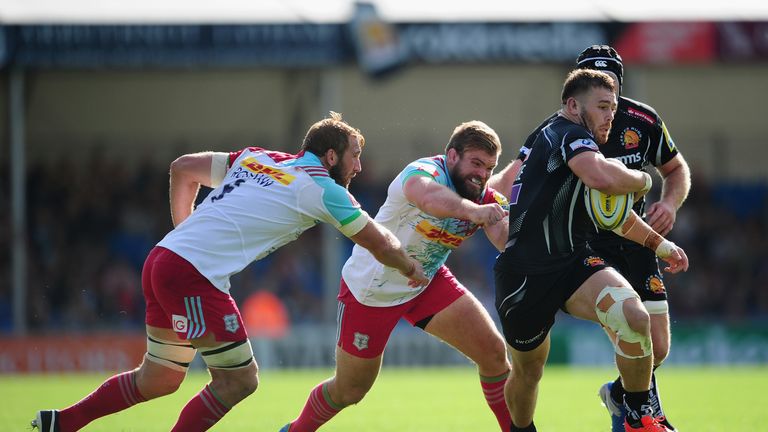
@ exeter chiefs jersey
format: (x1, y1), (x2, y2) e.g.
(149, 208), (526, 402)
(496, 115), (599, 274)
(158, 147), (368, 293)
(514, 97), (679, 248)
(591, 96), (678, 246)
(342, 155), (508, 307)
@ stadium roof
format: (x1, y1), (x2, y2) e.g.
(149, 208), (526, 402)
(2, 0), (768, 24)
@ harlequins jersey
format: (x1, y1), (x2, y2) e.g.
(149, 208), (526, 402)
(342, 155), (508, 307)
(159, 147), (368, 293)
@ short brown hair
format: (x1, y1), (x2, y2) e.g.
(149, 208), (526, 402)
(301, 111), (365, 157)
(561, 69), (616, 104)
(445, 120), (501, 157)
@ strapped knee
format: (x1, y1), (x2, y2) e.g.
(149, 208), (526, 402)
(595, 286), (652, 359)
(146, 336), (197, 372)
(643, 300), (669, 315)
(201, 339), (254, 370)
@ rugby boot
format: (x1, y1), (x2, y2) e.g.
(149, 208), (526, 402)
(624, 414), (670, 432)
(656, 416), (677, 432)
(598, 381), (627, 432)
(31, 410), (60, 432)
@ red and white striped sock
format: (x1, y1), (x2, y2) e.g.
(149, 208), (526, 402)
(481, 371), (512, 431)
(288, 382), (343, 432)
(171, 384), (230, 432)
(59, 370), (147, 431)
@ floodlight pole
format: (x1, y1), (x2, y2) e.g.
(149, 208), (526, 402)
(320, 67), (342, 325)
(10, 66), (28, 335)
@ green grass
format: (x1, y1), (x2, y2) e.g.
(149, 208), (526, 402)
(2, 366), (765, 431)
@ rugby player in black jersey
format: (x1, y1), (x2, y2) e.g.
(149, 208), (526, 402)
(490, 46), (690, 432)
(492, 69), (688, 432)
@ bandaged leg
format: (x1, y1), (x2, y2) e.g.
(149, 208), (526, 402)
(595, 286), (652, 359)
(200, 339), (255, 370)
(146, 336), (197, 372)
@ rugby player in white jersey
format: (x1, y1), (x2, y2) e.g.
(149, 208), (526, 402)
(32, 112), (428, 432)
(281, 121), (514, 432)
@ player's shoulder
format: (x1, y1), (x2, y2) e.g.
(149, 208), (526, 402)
(404, 155), (447, 179)
(551, 115), (593, 141)
(618, 96), (662, 127)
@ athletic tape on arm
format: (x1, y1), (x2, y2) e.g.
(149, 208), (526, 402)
(210, 152), (229, 188)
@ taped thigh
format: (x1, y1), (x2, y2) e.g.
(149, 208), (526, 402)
(643, 300), (669, 315)
(200, 339), (254, 370)
(595, 286), (651, 359)
(146, 336), (197, 372)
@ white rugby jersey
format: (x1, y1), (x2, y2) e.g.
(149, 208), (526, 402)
(158, 147), (368, 293)
(341, 155), (508, 307)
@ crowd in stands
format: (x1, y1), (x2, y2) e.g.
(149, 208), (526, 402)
(1, 152), (766, 334)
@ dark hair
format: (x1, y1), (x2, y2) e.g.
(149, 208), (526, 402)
(445, 120), (501, 156)
(561, 69), (616, 104)
(301, 111), (365, 157)
(576, 45), (624, 91)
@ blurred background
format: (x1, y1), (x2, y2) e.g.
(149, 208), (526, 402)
(1, 1), (767, 373)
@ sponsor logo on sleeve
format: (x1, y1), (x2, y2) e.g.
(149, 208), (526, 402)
(569, 139), (598, 152)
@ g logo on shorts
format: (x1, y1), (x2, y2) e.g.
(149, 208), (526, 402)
(172, 314), (188, 333)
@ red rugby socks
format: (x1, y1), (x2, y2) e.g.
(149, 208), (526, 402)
(58, 370), (147, 431)
(481, 371), (512, 431)
(171, 384), (230, 432)
(287, 382), (343, 432)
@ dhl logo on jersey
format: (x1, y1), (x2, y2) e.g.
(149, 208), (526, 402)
(240, 157), (296, 185)
(415, 220), (466, 248)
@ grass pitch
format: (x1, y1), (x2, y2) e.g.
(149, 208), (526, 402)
(2, 366), (764, 431)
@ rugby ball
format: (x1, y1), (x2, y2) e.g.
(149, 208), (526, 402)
(584, 187), (633, 231)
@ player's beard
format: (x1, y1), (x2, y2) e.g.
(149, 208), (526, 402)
(450, 165), (483, 201)
(329, 163), (351, 188)
(580, 109), (609, 145)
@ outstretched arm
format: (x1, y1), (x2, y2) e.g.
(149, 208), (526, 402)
(402, 175), (506, 227)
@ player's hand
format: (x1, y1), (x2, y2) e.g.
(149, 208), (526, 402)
(401, 258), (429, 288)
(471, 203), (508, 227)
(646, 201), (676, 236)
(658, 244), (688, 274)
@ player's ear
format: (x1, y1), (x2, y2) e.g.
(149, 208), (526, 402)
(565, 96), (580, 115)
(447, 147), (460, 164)
(325, 148), (338, 166)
